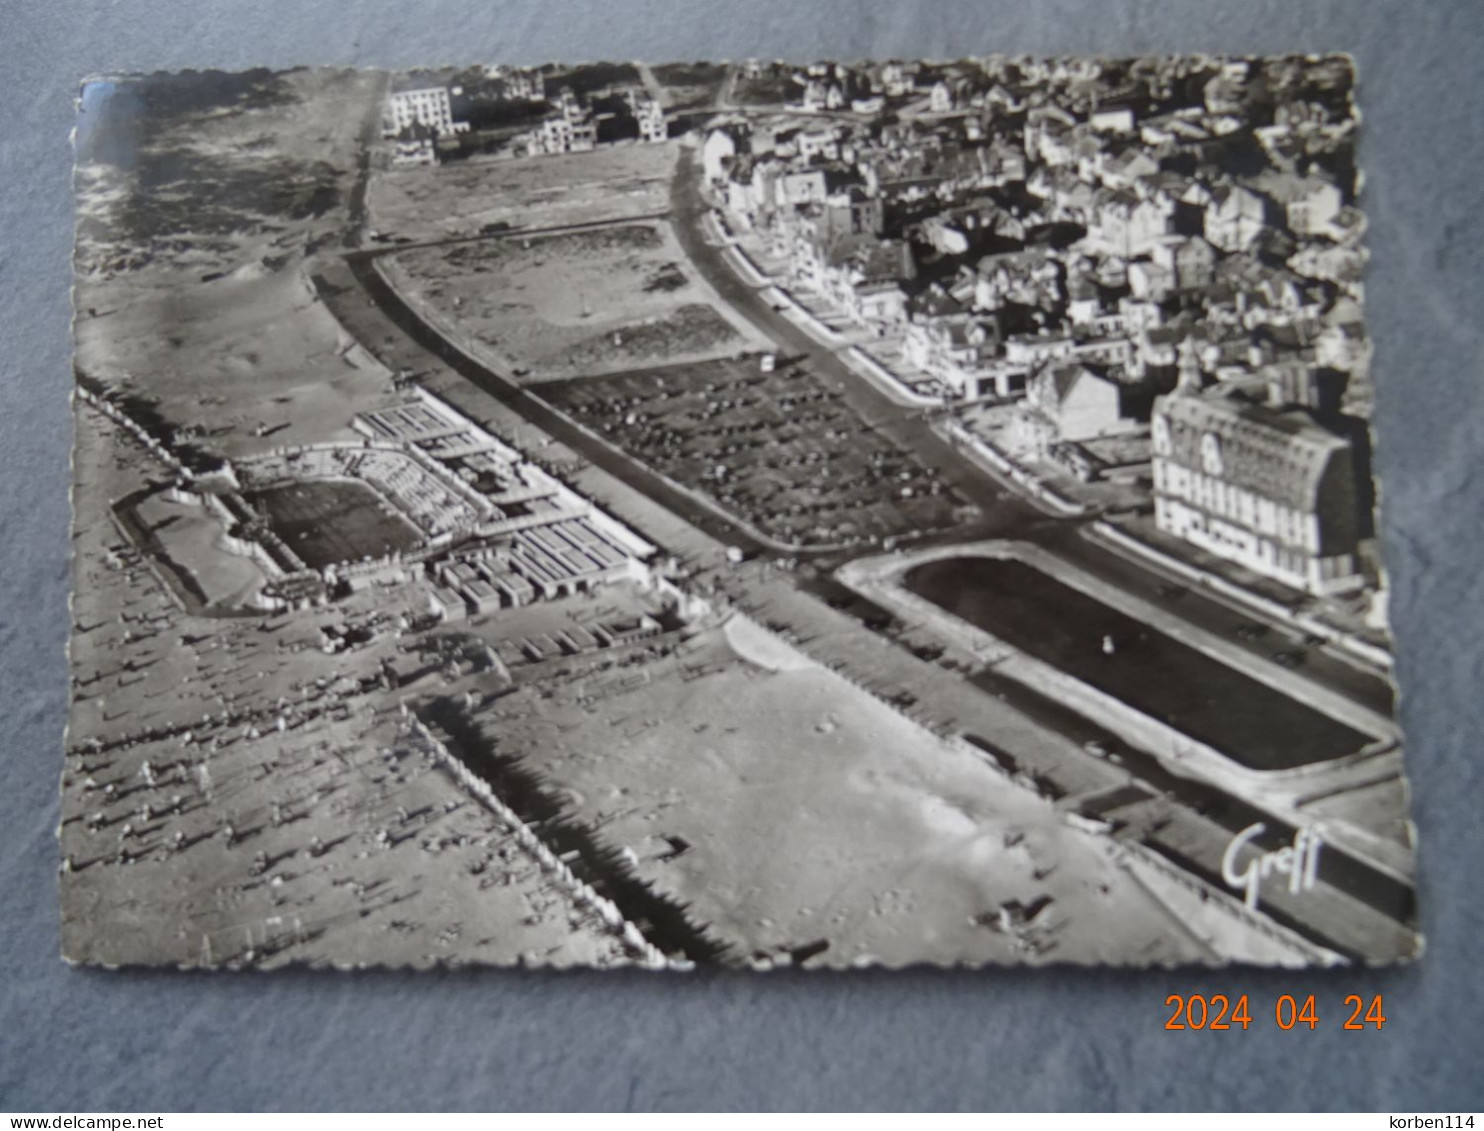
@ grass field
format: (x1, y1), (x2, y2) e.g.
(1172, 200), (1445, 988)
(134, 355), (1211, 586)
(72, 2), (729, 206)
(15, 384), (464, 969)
(540, 355), (964, 547)
(732, 71), (799, 108)
(384, 220), (769, 382)
(248, 479), (424, 569)
(367, 140), (680, 243)
(651, 61), (730, 111)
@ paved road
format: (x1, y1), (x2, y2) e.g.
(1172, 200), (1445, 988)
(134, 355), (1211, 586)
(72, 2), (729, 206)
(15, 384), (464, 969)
(342, 72), (390, 250)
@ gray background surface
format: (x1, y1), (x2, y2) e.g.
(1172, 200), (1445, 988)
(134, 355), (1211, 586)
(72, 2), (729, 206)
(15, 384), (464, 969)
(2, 0), (1481, 1112)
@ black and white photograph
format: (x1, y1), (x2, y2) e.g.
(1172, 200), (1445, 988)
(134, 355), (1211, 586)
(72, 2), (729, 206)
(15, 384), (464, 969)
(64, 54), (1418, 971)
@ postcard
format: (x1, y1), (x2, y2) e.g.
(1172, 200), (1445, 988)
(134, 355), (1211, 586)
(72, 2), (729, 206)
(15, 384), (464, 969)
(64, 56), (1417, 969)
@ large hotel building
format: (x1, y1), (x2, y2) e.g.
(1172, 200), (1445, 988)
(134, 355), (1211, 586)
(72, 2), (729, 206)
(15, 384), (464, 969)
(1151, 389), (1363, 596)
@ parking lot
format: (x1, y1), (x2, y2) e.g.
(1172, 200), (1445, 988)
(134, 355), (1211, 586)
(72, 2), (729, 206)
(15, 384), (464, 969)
(539, 354), (965, 548)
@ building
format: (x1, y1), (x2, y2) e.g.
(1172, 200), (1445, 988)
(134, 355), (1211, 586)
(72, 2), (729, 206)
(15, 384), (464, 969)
(1205, 184), (1270, 252)
(1023, 104), (1078, 166)
(973, 250), (1065, 312)
(625, 90), (668, 144)
(879, 61), (921, 97)
(1150, 235), (1218, 291)
(526, 111), (598, 155)
(1091, 145), (1158, 190)
(386, 82), (468, 137)
(482, 65), (543, 101)
(794, 126), (840, 162)
(1089, 105), (1137, 135)
(821, 233), (915, 327)
(390, 122), (439, 166)
(1085, 189), (1173, 258)
(1151, 389), (1363, 595)
(701, 127), (740, 185)
(778, 167), (831, 207)
(801, 78), (844, 111)
(1250, 171), (1344, 238)
(902, 314), (1027, 399)
(821, 186), (884, 240)
(1013, 364), (1134, 453)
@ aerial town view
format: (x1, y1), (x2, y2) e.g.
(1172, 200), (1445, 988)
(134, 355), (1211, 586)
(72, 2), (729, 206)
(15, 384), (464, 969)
(64, 55), (1418, 970)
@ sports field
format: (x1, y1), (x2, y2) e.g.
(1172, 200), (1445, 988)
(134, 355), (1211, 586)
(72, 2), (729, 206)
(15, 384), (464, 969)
(248, 479), (423, 569)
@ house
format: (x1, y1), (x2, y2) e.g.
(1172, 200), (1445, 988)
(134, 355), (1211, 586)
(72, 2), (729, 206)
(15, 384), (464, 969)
(626, 91), (667, 143)
(1089, 106), (1137, 135)
(526, 111), (597, 155)
(1149, 235), (1217, 291)
(1133, 324), (1188, 377)
(1085, 189), (1174, 258)
(1288, 242), (1367, 287)
(1128, 258), (1175, 301)
(481, 65), (543, 101)
(823, 234), (916, 327)
(795, 126), (840, 162)
(1115, 292), (1163, 332)
(819, 185), (883, 240)
(1250, 171), (1344, 238)
(802, 78), (844, 111)
(1205, 184), (1270, 252)
(1314, 300), (1371, 375)
(903, 314), (1026, 398)
(1151, 388), (1363, 595)
(1024, 104), (1078, 167)
(1013, 364), (1134, 453)
(1261, 361), (1348, 417)
(1066, 275), (1110, 328)
(1094, 145), (1159, 191)
(972, 250), (1065, 312)
(1141, 112), (1211, 148)
(391, 121), (439, 167)
(1236, 271), (1326, 331)
(1202, 61), (1251, 115)
(982, 83), (1024, 114)
(778, 167), (831, 207)
(1003, 333), (1078, 369)
(879, 61), (921, 98)
(701, 126), (741, 185)
(723, 156), (782, 223)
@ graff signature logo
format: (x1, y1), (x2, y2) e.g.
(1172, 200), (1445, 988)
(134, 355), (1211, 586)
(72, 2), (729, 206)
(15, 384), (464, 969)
(1220, 822), (1324, 909)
